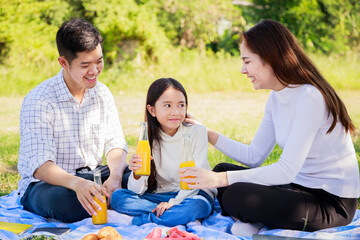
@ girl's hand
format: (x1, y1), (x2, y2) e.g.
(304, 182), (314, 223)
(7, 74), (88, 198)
(184, 113), (202, 125)
(129, 154), (154, 172)
(152, 202), (174, 217)
(180, 167), (229, 189)
(128, 154), (142, 171)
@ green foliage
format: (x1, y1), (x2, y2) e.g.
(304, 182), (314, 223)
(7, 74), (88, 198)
(82, 0), (171, 65)
(0, 0), (70, 95)
(151, 0), (245, 51)
(207, 29), (242, 56)
(242, 0), (360, 53)
(0, 0), (67, 63)
(0, 0), (359, 96)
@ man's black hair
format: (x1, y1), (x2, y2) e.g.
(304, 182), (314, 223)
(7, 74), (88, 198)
(56, 18), (103, 63)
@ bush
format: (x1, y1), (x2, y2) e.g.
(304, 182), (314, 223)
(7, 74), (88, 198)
(242, 0), (360, 54)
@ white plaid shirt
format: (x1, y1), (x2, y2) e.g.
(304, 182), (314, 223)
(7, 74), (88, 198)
(17, 70), (127, 197)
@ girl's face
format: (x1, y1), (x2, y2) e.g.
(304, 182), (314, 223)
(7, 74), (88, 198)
(240, 41), (284, 91)
(147, 87), (186, 136)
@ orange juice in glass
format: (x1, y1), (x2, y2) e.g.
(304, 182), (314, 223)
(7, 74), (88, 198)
(135, 140), (151, 176)
(92, 169), (107, 224)
(92, 195), (107, 224)
(134, 122), (151, 176)
(180, 134), (196, 190)
(180, 160), (196, 190)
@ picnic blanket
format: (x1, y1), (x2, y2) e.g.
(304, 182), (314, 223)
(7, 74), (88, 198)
(1, 191), (360, 240)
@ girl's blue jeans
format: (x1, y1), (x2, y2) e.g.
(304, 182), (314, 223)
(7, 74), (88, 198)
(110, 189), (213, 227)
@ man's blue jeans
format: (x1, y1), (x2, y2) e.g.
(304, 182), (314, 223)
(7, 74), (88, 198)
(110, 189), (213, 226)
(20, 165), (131, 222)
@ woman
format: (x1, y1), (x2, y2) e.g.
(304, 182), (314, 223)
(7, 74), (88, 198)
(181, 19), (359, 235)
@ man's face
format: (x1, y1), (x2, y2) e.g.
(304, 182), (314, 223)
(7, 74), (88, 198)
(59, 43), (104, 96)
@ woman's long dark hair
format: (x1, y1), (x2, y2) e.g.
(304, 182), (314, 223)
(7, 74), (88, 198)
(145, 78), (188, 192)
(242, 19), (354, 134)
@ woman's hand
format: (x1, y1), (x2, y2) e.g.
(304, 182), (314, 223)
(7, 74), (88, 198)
(184, 113), (202, 125)
(152, 202), (174, 217)
(180, 167), (229, 189)
(185, 113), (219, 145)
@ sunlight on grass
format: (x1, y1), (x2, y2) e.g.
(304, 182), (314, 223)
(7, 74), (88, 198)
(1, 90), (359, 196)
(0, 133), (20, 196)
(1, 91), (360, 197)
(2, 51), (359, 97)
(310, 53), (360, 90)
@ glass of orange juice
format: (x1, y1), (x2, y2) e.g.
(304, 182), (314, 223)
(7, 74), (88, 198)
(180, 160), (196, 190)
(179, 134), (196, 190)
(135, 122), (151, 176)
(92, 169), (107, 224)
(92, 195), (107, 224)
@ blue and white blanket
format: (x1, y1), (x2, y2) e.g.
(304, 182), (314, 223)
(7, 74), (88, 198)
(1, 191), (359, 240)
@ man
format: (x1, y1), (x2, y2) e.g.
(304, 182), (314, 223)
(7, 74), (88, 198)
(17, 18), (128, 222)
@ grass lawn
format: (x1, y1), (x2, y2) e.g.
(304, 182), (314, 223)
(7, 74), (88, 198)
(0, 91), (359, 202)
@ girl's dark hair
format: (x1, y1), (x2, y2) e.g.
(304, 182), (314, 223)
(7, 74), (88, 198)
(56, 18), (103, 64)
(242, 19), (354, 134)
(145, 78), (188, 192)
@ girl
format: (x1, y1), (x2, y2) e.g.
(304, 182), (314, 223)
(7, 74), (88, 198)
(111, 78), (216, 226)
(181, 19), (360, 236)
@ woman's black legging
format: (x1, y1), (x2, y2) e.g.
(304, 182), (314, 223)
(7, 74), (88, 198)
(213, 162), (358, 231)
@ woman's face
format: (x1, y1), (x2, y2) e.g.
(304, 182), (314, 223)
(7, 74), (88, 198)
(240, 41), (284, 91)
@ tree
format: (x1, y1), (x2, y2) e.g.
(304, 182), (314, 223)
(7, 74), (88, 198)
(242, 0), (360, 53)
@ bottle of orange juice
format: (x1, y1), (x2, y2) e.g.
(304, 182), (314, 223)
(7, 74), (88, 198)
(134, 121), (151, 176)
(180, 134), (196, 190)
(92, 169), (107, 224)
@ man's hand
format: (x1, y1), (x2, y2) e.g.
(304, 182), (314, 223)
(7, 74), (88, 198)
(34, 161), (108, 216)
(73, 177), (108, 216)
(152, 202), (174, 217)
(104, 148), (128, 208)
(103, 175), (121, 207)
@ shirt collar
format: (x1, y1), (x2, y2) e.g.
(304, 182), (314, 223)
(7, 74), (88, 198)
(273, 84), (302, 105)
(55, 69), (73, 102)
(86, 84), (97, 99)
(160, 123), (184, 142)
(55, 69), (97, 102)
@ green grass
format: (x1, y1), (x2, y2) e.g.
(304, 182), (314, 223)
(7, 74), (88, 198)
(0, 133), (20, 196)
(0, 52), (359, 207)
(309, 52), (360, 90)
(1, 91), (359, 200)
(1, 51), (360, 96)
